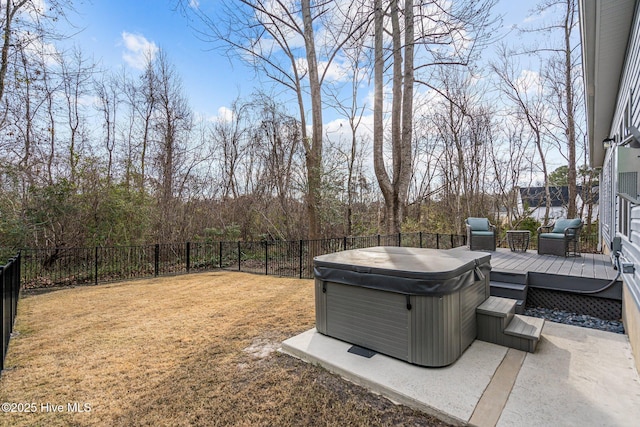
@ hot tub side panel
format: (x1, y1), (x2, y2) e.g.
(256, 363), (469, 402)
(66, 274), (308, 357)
(460, 273), (490, 349)
(408, 293), (461, 367)
(318, 281), (410, 362)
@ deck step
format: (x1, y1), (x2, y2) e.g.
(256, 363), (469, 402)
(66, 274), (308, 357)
(476, 297), (544, 353)
(477, 296), (516, 317)
(505, 315), (544, 340)
(490, 281), (527, 298)
(490, 281), (528, 314)
(491, 269), (528, 285)
(502, 315), (545, 352)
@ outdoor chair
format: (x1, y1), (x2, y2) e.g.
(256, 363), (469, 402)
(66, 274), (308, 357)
(466, 217), (496, 251)
(537, 218), (583, 257)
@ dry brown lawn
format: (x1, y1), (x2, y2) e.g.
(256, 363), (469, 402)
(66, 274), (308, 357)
(0, 272), (452, 426)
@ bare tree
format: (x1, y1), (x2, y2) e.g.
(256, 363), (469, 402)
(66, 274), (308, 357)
(177, 0), (367, 238)
(146, 50), (194, 240)
(0, 0), (72, 105)
(323, 33), (369, 235)
(94, 71), (122, 185)
(58, 46), (94, 181)
(492, 44), (552, 222)
(373, 0), (498, 233)
(489, 119), (533, 228)
(254, 95), (304, 238)
(372, 0), (414, 234)
(210, 98), (249, 200)
(531, 0), (582, 218)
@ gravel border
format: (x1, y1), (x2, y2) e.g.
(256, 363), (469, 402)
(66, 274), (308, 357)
(524, 307), (625, 334)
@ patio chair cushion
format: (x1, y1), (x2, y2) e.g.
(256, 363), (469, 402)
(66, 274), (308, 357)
(467, 217), (490, 231)
(539, 232), (566, 240)
(552, 218), (582, 233)
(471, 231), (494, 236)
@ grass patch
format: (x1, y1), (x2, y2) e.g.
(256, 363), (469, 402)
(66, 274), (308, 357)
(0, 272), (451, 426)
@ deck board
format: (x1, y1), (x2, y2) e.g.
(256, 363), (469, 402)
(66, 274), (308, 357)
(486, 248), (616, 282)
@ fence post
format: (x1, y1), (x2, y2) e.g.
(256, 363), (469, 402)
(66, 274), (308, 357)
(398, 232), (402, 247)
(94, 247), (98, 286)
(436, 233), (440, 249)
(299, 240), (303, 279)
(219, 241), (223, 269)
(377, 234), (381, 246)
(13, 253), (20, 314)
(237, 241), (241, 271)
(451, 234), (454, 248)
(343, 236), (347, 251)
(419, 231), (423, 248)
(9, 260), (15, 328)
(1, 264), (5, 372)
(154, 244), (160, 277)
(186, 242), (191, 273)
(265, 242), (268, 275)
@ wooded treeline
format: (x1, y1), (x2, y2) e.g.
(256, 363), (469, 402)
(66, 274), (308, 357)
(1, 0), (595, 250)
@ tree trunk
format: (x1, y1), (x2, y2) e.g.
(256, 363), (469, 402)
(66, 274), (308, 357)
(398, 0), (414, 229)
(373, 0), (394, 234)
(564, 0), (577, 219)
(302, 0), (323, 239)
(373, 0), (414, 234)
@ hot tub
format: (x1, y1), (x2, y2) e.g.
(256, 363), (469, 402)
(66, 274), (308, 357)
(313, 246), (491, 367)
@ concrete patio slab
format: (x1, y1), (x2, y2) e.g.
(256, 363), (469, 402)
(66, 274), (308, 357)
(282, 328), (508, 425)
(498, 321), (640, 427)
(281, 322), (640, 427)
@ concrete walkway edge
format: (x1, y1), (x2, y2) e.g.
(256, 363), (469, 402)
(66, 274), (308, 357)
(468, 348), (526, 427)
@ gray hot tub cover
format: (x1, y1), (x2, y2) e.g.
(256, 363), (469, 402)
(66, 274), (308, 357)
(313, 246), (490, 296)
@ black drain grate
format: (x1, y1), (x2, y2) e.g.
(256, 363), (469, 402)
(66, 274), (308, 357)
(347, 345), (377, 358)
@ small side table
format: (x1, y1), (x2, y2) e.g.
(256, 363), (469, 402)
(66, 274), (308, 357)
(507, 230), (530, 252)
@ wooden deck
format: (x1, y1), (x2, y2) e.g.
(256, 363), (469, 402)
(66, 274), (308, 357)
(488, 248), (618, 282)
(447, 246), (623, 319)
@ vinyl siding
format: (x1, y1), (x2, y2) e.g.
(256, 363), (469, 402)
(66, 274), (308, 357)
(607, 2), (640, 331)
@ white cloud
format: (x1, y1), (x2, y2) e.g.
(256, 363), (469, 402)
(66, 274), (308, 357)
(211, 106), (234, 123)
(121, 32), (158, 70)
(319, 59), (351, 82)
(189, 0), (200, 8)
(292, 57), (353, 83)
(515, 69), (542, 94)
(21, 35), (58, 66)
(294, 57), (308, 76)
(9, 0), (46, 22)
(523, 9), (550, 24)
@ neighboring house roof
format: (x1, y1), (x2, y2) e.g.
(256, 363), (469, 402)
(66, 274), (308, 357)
(519, 186), (599, 210)
(520, 186), (572, 209)
(580, 0), (637, 167)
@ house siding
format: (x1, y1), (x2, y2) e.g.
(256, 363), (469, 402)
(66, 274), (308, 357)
(601, 152), (614, 247)
(607, 1), (640, 371)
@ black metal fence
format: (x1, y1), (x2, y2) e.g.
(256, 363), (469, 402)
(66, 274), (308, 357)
(4, 231), (601, 291)
(1, 253), (21, 372)
(10, 232), (465, 289)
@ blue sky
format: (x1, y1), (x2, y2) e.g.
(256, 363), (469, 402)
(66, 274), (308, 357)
(65, 0), (538, 121)
(68, 0), (249, 119)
